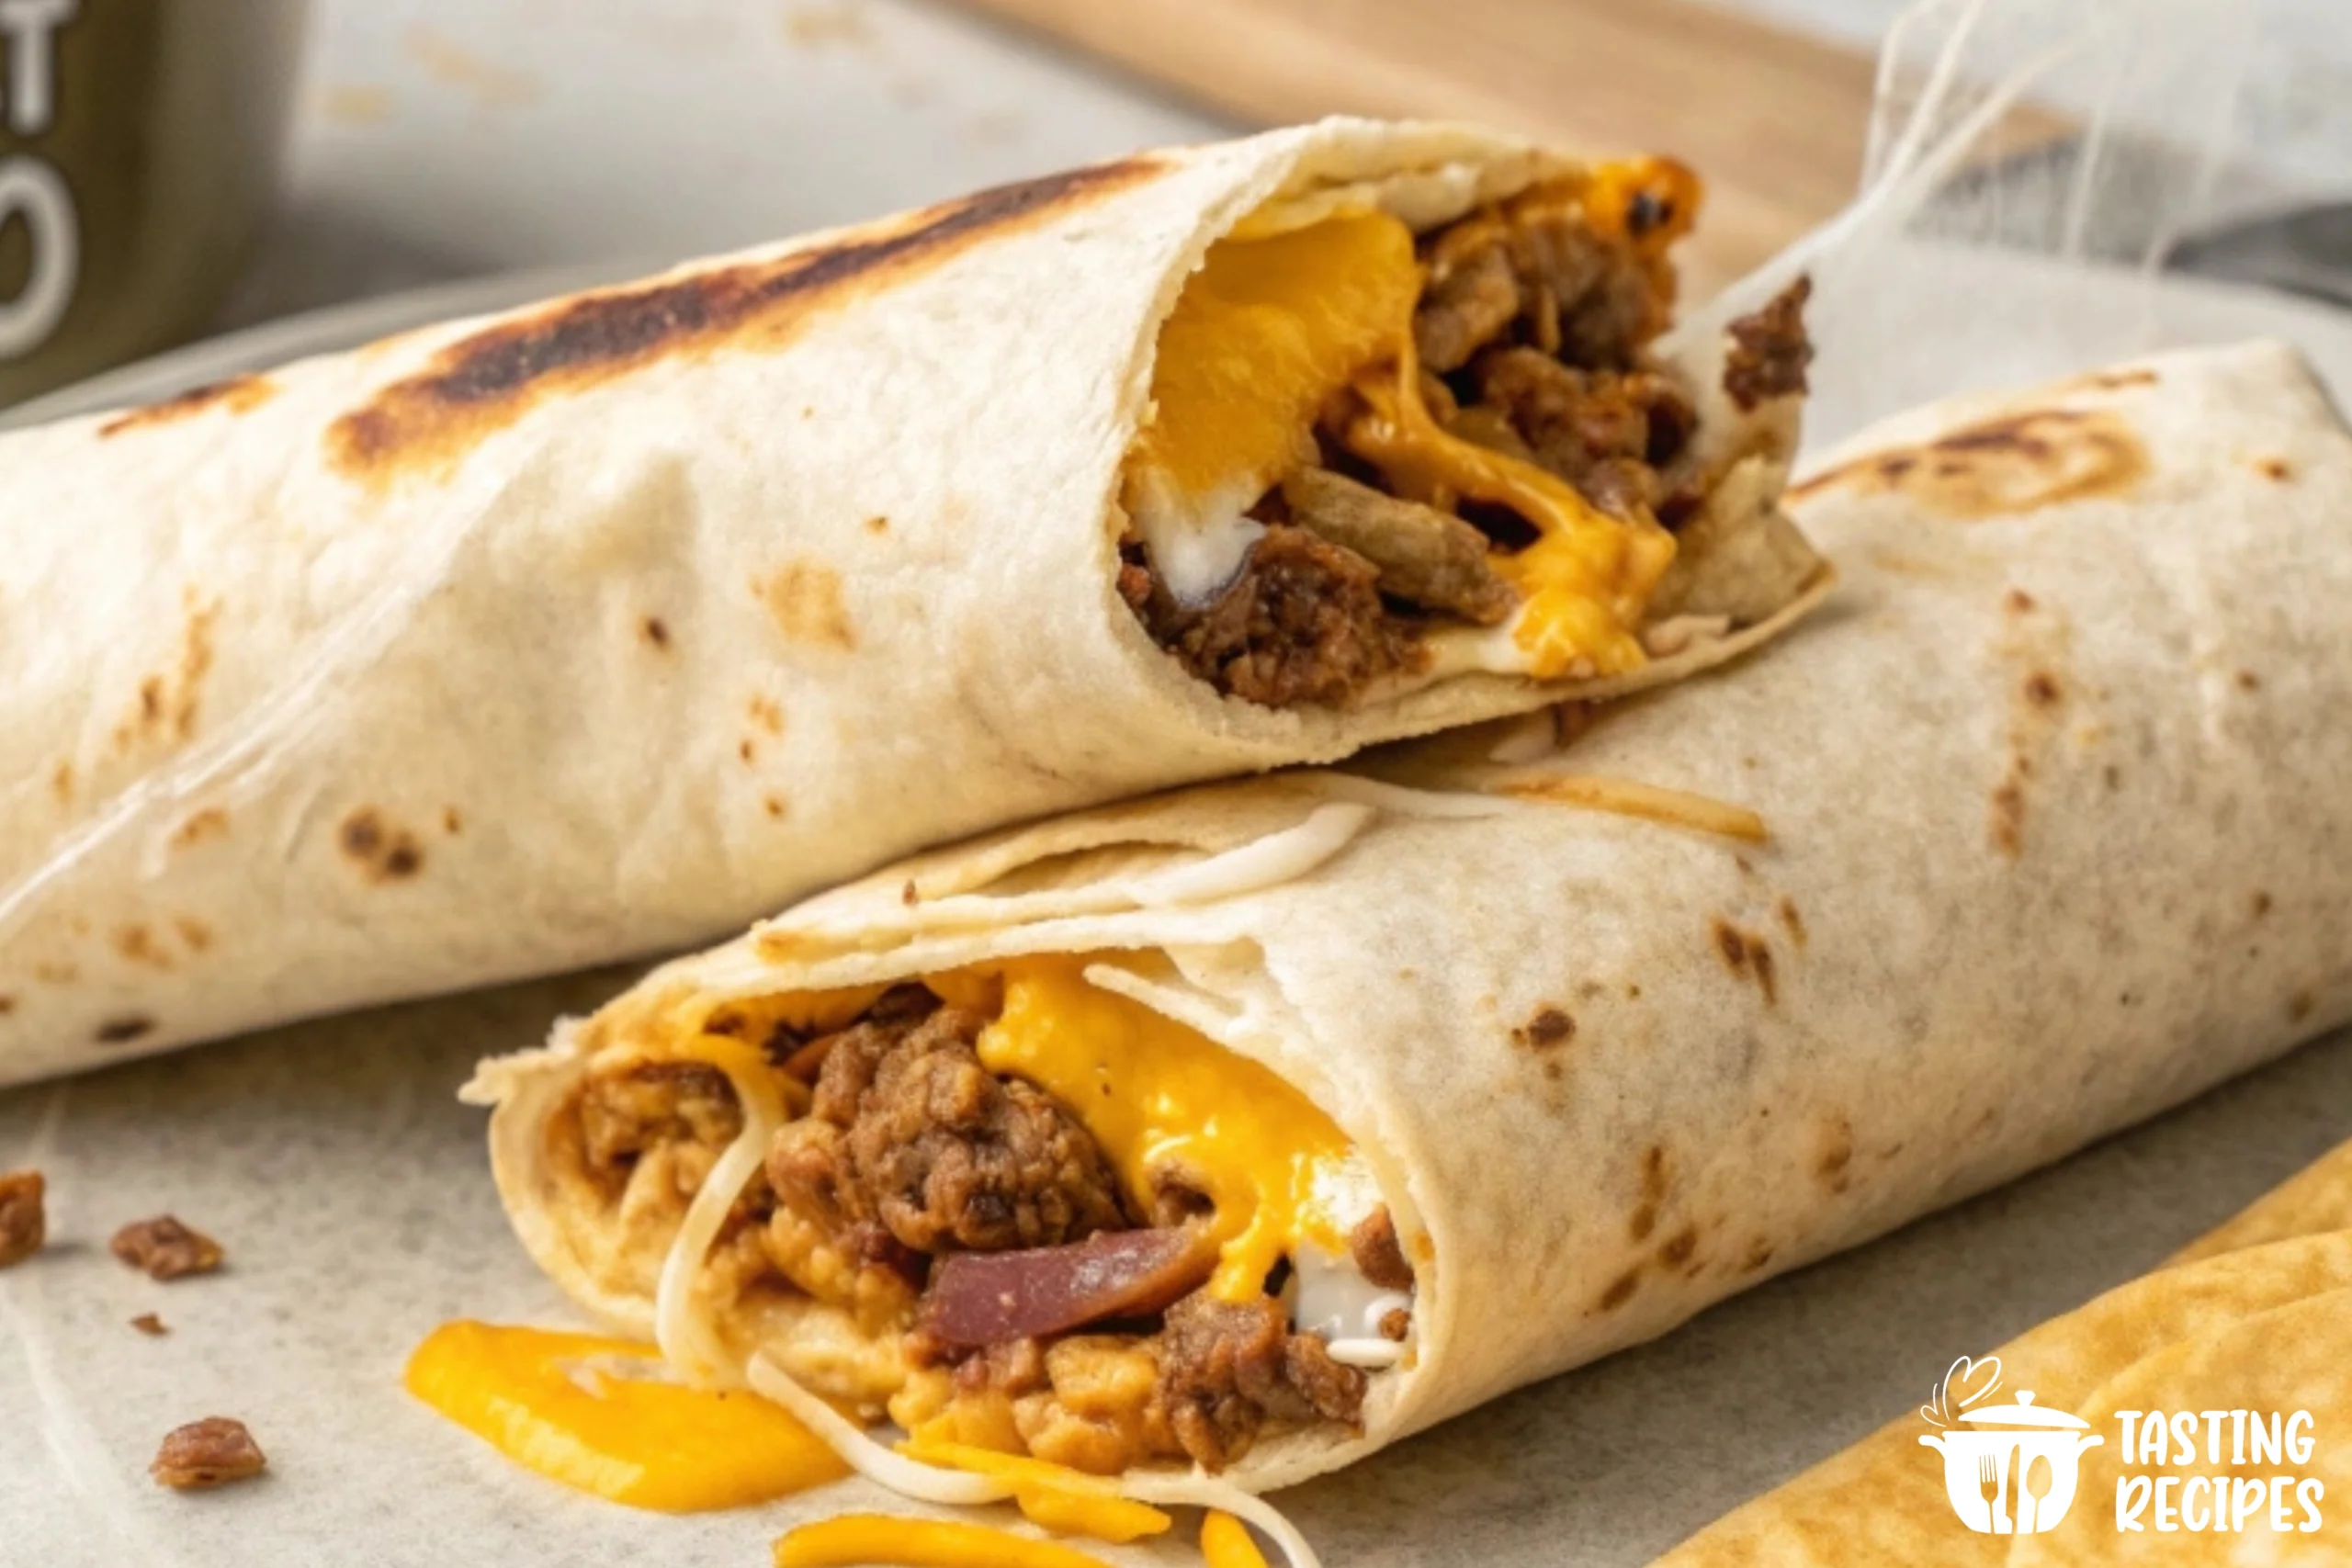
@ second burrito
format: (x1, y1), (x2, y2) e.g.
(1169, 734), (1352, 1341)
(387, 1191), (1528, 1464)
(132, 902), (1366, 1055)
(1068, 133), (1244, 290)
(461, 341), (2352, 1503)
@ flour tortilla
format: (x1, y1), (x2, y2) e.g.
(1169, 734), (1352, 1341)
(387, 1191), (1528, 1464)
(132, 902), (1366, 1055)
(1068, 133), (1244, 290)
(476, 339), (2352, 1498)
(0, 118), (1815, 1087)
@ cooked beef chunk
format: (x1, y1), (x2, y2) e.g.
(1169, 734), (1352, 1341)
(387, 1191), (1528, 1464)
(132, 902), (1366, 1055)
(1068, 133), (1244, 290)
(1280, 468), (1517, 625)
(150, 1417), (266, 1490)
(1472, 347), (1696, 518)
(1348, 1206), (1415, 1292)
(1157, 1289), (1368, 1470)
(1722, 276), (1815, 412)
(1415, 234), (1521, 374)
(1414, 197), (1668, 378)
(578, 1060), (743, 1176)
(0, 1168), (43, 1268)
(1136, 525), (1419, 708)
(768, 1001), (1129, 1255)
(110, 1216), (223, 1281)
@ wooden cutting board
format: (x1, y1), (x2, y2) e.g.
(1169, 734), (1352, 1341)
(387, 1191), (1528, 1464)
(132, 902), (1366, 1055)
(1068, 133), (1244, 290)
(956, 0), (1879, 289)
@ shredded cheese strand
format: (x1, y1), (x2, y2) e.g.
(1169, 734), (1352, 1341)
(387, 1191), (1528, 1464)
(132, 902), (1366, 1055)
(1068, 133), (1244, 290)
(748, 1355), (1010, 1506)
(898, 1437), (1173, 1544)
(773, 1517), (1116, 1568)
(1303, 774), (1518, 819)
(1204, 1510), (1275, 1568)
(1123, 1477), (1325, 1568)
(1494, 773), (1769, 842)
(651, 1042), (786, 1385)
(1127, 802), (1373, 907)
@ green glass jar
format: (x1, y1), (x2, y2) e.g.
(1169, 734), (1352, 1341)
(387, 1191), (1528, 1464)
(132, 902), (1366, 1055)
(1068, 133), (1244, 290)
(0, 0), (306, 405)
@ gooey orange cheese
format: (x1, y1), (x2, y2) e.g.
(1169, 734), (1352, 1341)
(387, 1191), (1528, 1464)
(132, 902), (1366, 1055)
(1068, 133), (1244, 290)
(1131, 170), (1690, 680)
(404, 1321), (847, 1511)
(934, 958), (1355, 1303)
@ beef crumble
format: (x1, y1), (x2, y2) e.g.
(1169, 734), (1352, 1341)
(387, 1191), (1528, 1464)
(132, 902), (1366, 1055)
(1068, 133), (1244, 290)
(1132, 524), (1421, 709)
(1723, 276), (1815, 412)
(111, 1216), (223, 1281)
(766, 998), (1129, 1255)
(1158, 1289), (1369, 1469)
(0, 1168), (43, 1268)
(151, 1416), (267, 1490)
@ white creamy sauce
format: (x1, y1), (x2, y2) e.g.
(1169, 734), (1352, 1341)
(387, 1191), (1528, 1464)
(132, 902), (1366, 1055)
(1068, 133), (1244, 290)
(1128, 466), (1267, 607)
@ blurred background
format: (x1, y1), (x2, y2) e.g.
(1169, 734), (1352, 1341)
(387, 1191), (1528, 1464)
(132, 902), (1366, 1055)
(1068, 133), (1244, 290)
(2, 0), (2346, 408)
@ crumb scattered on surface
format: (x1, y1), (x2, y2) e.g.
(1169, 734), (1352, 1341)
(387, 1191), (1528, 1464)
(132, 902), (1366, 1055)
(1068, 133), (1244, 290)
(111, 1216), (223, 1280)
(151, 1417), (266, 1490)
(0, 1169), (44, 1268)
(131, 1313), (169, 1337)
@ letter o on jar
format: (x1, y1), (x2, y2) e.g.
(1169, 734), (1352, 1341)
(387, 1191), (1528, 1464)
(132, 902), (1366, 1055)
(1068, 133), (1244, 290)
(0, 155), (74, 357)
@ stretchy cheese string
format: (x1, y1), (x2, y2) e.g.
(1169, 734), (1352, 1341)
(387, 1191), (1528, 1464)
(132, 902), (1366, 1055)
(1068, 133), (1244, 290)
(651, 1039), (786, 1384)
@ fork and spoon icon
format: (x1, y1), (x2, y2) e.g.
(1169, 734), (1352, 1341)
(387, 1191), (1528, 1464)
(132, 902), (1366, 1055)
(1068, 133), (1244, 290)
(1979, 1449), (2056, 1533)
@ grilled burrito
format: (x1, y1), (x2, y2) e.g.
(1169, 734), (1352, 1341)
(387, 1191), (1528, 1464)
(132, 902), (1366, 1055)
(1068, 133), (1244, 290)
(0, 118), (1825, 1086)
(465, 340), (2352, 1505)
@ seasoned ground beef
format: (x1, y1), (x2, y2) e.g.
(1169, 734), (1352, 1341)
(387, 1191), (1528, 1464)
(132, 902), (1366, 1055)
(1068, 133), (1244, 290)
(1135, 524), (1420, 709)
(579, 1060), (743, 1177)
(0, 1168), (43, 1269)
(110, 1216), (223, 1281)
(150, 1416), (267, 1490)
(1157, 1288), (1368, 1470)
(1722, 276), (1815, 411)
(1472, 347), (1696, 519)
(1348, 1206), (1415, 1292)
(767, 999), (1129, 1255)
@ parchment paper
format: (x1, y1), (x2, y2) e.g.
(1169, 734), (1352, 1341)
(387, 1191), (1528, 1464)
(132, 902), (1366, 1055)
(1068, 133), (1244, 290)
(8, 0), (2352, 1558)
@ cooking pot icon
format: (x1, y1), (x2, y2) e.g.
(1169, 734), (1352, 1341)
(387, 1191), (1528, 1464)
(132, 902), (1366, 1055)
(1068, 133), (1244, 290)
(1919, 1391), (2103, 1533)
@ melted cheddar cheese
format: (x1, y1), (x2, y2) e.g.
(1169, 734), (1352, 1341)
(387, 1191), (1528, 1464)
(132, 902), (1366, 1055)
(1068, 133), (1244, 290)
(1127, 162), (1700, 680)
(897, 1434), (1173, 1543)
(774, 1517), (1118, 1568)
(404, 1321), (846, 1511)
(939, 958), (1355, 1302)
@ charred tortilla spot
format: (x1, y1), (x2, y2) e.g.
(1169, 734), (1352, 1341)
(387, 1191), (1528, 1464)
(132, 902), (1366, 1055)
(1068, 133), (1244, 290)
(2236, 670), (2261, 692)
(96, 1014), (156, 1045)
(1596, 1267), (1642, 1312)
(2253, 891), (2273, 919)
(1775, 895), (1806, 947)
(756, 560), (856, 649)
(168, 807), (229, 850)
(2255, 456), (2293, 481)
(1628, 1201), (1658, 1243)
(747, 694), (786, 734)
(1991, 775), (2027, 857)
(1513, 1006), (1576, 1051)
(763, 795), (787, 818)
(442, 807), (464, 834)
(1710, 919), (1775, 1001)
(0, 994), (14, 1015)
(175, 918), (213, 953)
(1789, 407), (2148, 519)
(114, 926), (172, 971)
(865, 514), (889, 534)
(325, 154), (1164, 482)
(50, 761), (72, 804)
(1742, 1238), (1775, 1273)
(2003, 588), (2036, 615)
(339, 807), (425, 883)
(1641, 1143), (1669, 1202)
(2291, 989), (2317, 1023)
(2023, 671), (2062, 707)
(640, 615), (671, 649)
(98, 373), (276, 437)
(1657, 1224), (1698, 1268)
(1815, 1116), (1854, 1193)
(110, 592), (219, 752)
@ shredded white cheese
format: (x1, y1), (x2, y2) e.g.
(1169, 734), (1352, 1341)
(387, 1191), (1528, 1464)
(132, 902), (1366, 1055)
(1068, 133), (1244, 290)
(1128, 802), (1374, 907)
(651, 1051), (786, 1387)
